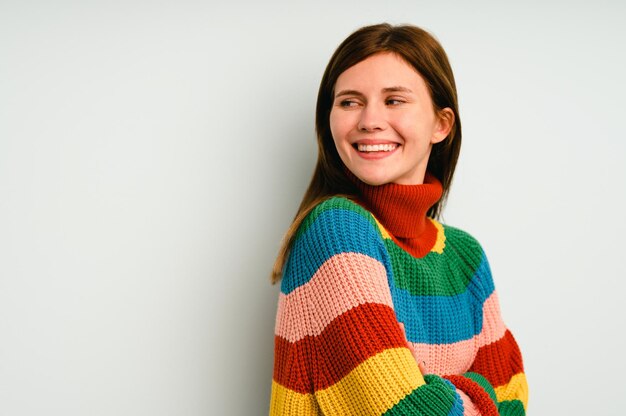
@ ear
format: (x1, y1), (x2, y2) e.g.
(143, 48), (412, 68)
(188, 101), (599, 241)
(431, 107), (455, 144)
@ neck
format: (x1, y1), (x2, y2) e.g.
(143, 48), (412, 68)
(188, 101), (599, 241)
(349, 172), (443, 258)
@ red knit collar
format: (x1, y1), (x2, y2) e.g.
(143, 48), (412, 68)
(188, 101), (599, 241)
(350, 172), (443, 257)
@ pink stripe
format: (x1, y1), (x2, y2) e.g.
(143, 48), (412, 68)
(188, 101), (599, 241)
(275, 253), (393, 342)
(476, 291), (506, 347)
(407, 291), (506, 374)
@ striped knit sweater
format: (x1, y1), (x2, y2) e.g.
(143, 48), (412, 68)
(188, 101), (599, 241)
(270, 174), (528, 415)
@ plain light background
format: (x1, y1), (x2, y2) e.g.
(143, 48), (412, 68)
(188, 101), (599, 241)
(1, 1), (625, 414)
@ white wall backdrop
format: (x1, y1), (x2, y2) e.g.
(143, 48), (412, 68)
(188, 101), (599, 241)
(1, 1), (625, 414)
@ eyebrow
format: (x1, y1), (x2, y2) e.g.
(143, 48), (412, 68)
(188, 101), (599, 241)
(382, 86), (413, 93)
(334, 89), (362, 98)
(334, 86), (413, 98)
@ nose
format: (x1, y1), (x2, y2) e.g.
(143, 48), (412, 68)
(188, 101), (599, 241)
(357, 103), (385, 132)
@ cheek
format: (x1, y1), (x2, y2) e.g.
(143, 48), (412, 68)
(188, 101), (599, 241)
(396, 113), (433, 138)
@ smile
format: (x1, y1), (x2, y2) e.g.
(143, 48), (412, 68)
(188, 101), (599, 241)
(355, 143), (399, 152)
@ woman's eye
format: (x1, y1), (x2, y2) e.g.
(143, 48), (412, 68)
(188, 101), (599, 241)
(386, 98), (404, 105)
(339, 100), (358, 107)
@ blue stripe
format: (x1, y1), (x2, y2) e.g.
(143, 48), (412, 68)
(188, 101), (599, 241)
(443, 378), (464, 416)
(281, 208), (387, 294)
(393, 253), (495, 344)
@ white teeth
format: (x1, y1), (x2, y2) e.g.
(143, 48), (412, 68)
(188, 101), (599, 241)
(357, 143), (398, 152)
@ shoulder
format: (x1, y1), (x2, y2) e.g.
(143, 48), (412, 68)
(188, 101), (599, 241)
(281, 196), (387, 294)
(438, 222), (496, 294)
(440, 223), (485, 257)
(296, 196), (384, 245)
(299, 196), (377, 233)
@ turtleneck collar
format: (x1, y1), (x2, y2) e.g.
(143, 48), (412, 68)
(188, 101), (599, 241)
(348, 171), (444, 258)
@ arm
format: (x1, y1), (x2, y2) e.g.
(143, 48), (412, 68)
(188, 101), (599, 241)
(444, 323), (528, 416)
(464, 298), (528, 415)
(270, 199), (467, 415)
(442, 325), (528, 416)
(429, 228), (528, 415)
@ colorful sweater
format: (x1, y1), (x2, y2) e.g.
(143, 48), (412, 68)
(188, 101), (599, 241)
(270, 175), (528, 415)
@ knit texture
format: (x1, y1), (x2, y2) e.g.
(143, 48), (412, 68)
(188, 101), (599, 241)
(270, 179), (528, 415)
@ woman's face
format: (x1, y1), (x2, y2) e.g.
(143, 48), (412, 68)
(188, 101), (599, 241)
(329, 52), (453, 186)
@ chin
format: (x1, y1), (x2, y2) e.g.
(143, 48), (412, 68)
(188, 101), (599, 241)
(354, 172), (392, 186)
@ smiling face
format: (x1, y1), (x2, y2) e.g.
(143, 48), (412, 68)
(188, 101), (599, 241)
(329, 52), (454, 186)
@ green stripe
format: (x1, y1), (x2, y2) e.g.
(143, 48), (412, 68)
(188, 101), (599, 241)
(383, 375), (457, 415)
(498, 399), (526, 416)
(386, 225), (484, 296)
(463, 372), (498, 403)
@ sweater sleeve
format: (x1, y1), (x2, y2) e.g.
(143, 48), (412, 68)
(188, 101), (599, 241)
(270, 199), (467, 415)
(436, 228), (528, 416)
(463, 294), (528, 415)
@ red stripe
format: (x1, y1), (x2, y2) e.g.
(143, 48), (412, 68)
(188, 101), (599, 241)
(469, 329), (524, 388)
(444, 375), (499, 416)
(273, 303), (407, 393)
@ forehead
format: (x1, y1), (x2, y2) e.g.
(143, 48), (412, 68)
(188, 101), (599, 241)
(334, 52), (426, 91)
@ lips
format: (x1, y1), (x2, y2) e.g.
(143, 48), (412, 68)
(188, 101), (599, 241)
(356, 143), (399, 152)
(351, 140), (400, 160)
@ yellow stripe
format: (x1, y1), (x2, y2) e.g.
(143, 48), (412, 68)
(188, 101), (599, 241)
(375, 217), (445, 255)
(494, 372), (529, 410)
(429, 218), (446, 254)
(316, 348), (425, 415)
(269, 381), (319, 415)
(374, 217), (392, 240)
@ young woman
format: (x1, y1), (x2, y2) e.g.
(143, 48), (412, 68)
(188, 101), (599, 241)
(270, 23), (528, 415)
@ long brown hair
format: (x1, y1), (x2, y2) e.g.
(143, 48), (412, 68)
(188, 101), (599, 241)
(271, 23), (462, 283)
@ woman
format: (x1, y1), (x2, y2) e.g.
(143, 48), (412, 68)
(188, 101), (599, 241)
(270, 23), (528, 415)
